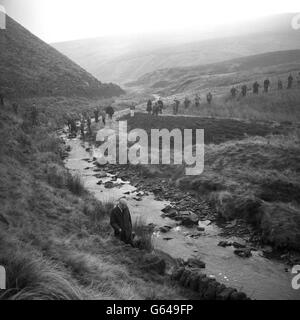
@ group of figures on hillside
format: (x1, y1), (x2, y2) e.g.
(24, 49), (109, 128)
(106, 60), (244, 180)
(65, 105), (116, 138)
(145, 71), (300, 116)
(230, 72), (300, 98)
(146, 93), (213, 116)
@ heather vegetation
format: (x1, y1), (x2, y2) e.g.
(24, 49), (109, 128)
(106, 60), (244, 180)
(122, 109), (300, 251)
(0, 101), (189, 300)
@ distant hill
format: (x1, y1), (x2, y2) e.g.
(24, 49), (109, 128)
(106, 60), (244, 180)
(0, 15), (125, 98)
(52, 13), (300, 84)
(128, 50), (300, 95)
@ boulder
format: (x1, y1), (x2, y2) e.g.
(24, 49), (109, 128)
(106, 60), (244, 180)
(141, 254), (166, 275)
(171, 267), (185, 281)
(232, 242), (246, 249)
(178, 212), (199, 228)
(179, 269), (192, 286)
(230, 291), (248, 300)
(104, 181), (114, 189)
(188, 272), (201, 291)
(203, 280), (218, 300)
(159, 226), (172, 233)
(218, 241), (232, 248)
(95, 171), (107, 178)
(217, 287), (236, 300)
(186, 258), (206, 269)
(198, 276), (210, 297)
(234, 248), (252, 258)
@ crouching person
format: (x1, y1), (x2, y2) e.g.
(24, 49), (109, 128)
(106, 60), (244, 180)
(110, 199), (133, 245)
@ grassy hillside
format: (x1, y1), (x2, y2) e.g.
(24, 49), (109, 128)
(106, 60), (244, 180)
(177, 133), (300, 251)
(121, 113), (300, 251)
(52, 14), (300, 84)
(0, 101), (191, 300)
(156, 88), (300, 123)
(129, 50), (300, 95)
(0, 15), (124, 98)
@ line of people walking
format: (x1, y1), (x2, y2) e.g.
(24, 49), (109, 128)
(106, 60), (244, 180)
(146, 92), (213, 116)
(230, 72), (300, 98)
(66, 105), (115, 138)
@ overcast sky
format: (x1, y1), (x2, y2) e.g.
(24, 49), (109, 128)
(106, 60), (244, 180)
(1, 0), (300, 43)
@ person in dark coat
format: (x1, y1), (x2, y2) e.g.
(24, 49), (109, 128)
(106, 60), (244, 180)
(105, 106), (115, 119)
(110, 199), (133, 245)
(184, 97), (191, 109)
(146, 100), (152, 114)
(287, 74), (293, 89)
(173, 98), (180, 115)
(278, 79), (283, 90)
(102, 110), (106, 125)
(152, 102), (159, 116)
(195, 94), (200, 108)
(253, 81), (260, 94)
(157, 98), (164, 114)
(263, 79), (270, 93)
(86, 115), (92, 135)
(94, 108), (99, 123)
(241, 85), (247, 97)
(206, 92), (212, 105)
(230, 87), (237, 98)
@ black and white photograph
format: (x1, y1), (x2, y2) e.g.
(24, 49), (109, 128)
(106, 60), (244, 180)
(0, 0), (300, 305)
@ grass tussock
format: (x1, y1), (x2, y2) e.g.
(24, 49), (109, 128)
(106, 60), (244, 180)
(66, 174), (86, 196)
(132, 217), (154, 252)
(176, 132), (300, 250)
(0, 236), (84, 300)
(168, 89), (300, 123)
(0, 101), (187, 300)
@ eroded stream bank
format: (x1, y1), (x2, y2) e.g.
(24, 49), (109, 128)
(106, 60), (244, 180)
(62, 134), (299, 300)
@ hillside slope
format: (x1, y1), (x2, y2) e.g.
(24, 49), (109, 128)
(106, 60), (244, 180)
(0, 99), (191, 300)
(129, 50), (300, 94)
(0, 15), (124, 98)
(52, 14), (300, 84)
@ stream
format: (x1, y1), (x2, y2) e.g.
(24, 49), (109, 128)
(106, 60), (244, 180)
(62, 121), (299, 300)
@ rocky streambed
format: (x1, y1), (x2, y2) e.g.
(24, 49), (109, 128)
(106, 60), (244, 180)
(61, 130), (300, 300)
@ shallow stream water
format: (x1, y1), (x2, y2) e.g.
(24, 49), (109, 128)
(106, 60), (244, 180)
(62, 123), (299, 300)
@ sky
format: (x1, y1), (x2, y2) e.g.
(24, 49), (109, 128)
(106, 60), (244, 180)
(1, 0), (300, 43)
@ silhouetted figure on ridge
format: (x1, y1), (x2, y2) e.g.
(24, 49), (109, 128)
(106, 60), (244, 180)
(195, 94), (201, 108)
(206, 92), (212, 105)
(287, 74), (293, 89)
(231, 87), (237, 98)
(263, 79), (270, 93)
(253, 81), (260, 94)
(105, 106), (115, 120)
(173, 98), (180, 115)
(184, 97), (191, 109)
(94, 108), (99, 123)
(146, 100), (152, 114)
(241, 85), (247, 97)
(157, 98), (164, 114)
